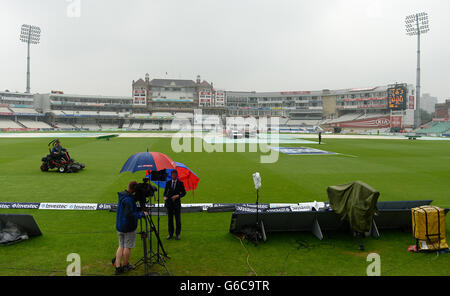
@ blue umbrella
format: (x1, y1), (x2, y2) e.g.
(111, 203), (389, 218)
(120, 152), (177, 173)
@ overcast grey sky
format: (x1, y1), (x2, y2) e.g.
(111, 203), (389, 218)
(0, 0), (449, 101)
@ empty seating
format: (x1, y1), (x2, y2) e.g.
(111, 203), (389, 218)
(359, 112), (386, 119)
(152, 112), (173, 119)
(18, 120), (52, 129)
(54, 122), (75, 129)
(416, 122), (450, 134)
(279, 117), (290, 125)
(327, 113), (364, 124)
(98, 111), (118, 116)
(76, 111), (101, 116)
(0, 119), (23, 128)
(128, 122), (141, 129)
(100, 123), (119, 129)
(0, 107), (13, 115)
(286, 119), (320, 126)
(142, 122), (160, 130)
(161, 123), (173, 130)
(10, 108), (39, 115)
(50, 110), (67, 116)
(174, 112), (193, 119)
(118, 112), (130, 118)
(132, 113), (151, 119)
(80, 122), (101, 130)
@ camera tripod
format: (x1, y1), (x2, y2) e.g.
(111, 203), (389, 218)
(254, 188), (266, 245)
(134, 203), (171, 276)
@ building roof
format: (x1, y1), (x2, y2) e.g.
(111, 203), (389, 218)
(226, 90), (323, 97)
(0, 91), (34, 97)
(199, 80), (213, 89)
(48, 93), (132, 101)
(133, 78), (147, 87)
(150, 79), (196, 87)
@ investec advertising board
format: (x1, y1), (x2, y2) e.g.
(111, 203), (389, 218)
(39, 203), (98, 210)
(0, 202), (327, 212)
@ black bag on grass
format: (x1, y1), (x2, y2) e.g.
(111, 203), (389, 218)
(0, 220), (29, 246)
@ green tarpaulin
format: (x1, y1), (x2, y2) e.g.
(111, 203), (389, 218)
(327, 181), (379, 233)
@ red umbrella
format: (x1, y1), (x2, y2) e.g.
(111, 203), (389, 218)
(172, 162), (199, 192)
(146, 162), (199, 198)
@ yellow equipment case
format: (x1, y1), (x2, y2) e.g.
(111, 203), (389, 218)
(412, 206), (449, 251)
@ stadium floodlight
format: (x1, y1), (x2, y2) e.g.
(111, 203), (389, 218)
(405, 12), (430, 128)
(20, 24), (41, 93)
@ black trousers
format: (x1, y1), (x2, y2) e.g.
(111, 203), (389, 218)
(166, 202), (181, 236)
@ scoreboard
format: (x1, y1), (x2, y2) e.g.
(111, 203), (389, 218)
(388, 85), (407, 110)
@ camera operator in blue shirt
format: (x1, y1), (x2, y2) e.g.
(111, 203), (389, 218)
(113, 181), (148, 275)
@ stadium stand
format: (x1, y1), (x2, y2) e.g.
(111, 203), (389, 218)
(279, 117), (290, 125)
(100, 123), (119, 129)
(118, 112), (130, 118)
(0, 107), (13, 115)
(77, 111), (101, 116)
(142, 122), (160, 130)
(50, 110), (67, 116)
(174, 112), (194, 119)
(54, 122), (75, 129)
(162, 123), (173, 130)
(128, 122), (141, 129)
(285, 119), (321, 126)
(131, 113), (151, 119)
(10, 107), (40, 115)
(197, 115), (221, 125)
(416, 122), (450, 135)
(18, 119), (52, 129)
(0, 119), (24, 128)
(152, 112), (173, 119)
(358, 112), (386, 119)
(97, 111), (119, 117)
(80, 122), (101, 130)
(326, 113), (364, 124)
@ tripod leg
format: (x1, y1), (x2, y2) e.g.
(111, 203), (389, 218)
(148, 216), (169, 258)
(134, 216), (151, 275)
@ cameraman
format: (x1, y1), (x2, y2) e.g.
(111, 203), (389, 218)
(114, 181), (148, 275)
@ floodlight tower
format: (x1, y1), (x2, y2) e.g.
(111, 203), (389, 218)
(20, 24), (41, 93)
(405, 12), (429, 127)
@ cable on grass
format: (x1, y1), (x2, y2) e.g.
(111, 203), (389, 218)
(233, 234), (257, 276)
(280, 239), (335, 275)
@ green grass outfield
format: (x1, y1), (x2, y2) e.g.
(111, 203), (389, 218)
(0, 136), (449, 276)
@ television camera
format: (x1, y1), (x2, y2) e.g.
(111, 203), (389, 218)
(134, 178), (157, 210)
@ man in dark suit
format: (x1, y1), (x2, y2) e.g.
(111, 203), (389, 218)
(163, 170), (186, 240)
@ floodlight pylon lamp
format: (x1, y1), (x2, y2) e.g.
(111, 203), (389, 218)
(403, 12), (431, 128)
(20, 24), (41, 44)
(19, 24), (41, 93)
